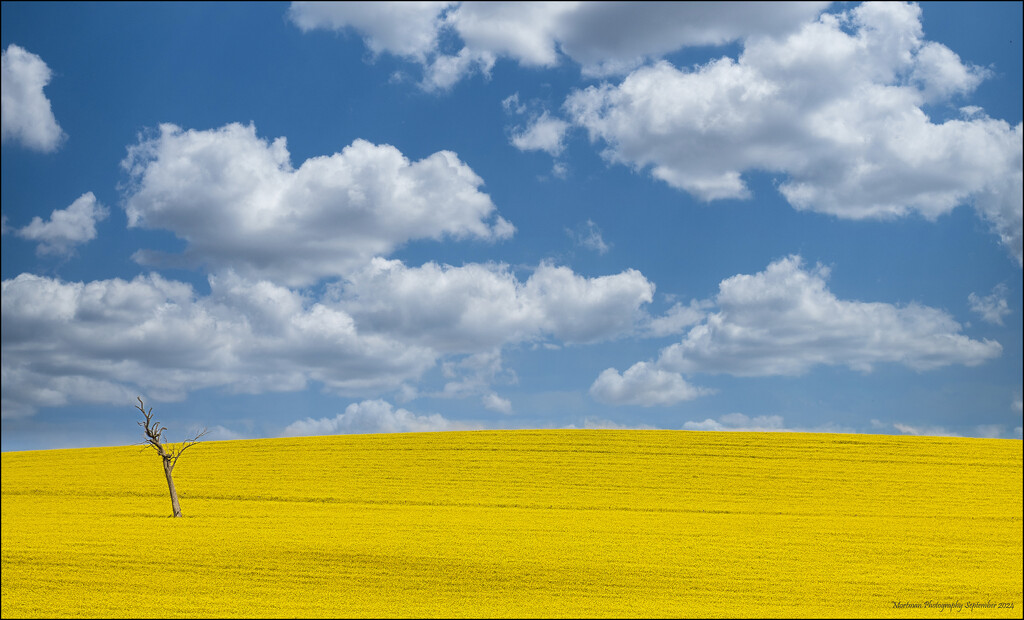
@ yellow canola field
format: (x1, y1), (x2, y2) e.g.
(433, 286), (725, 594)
(2, 430), (1022, 618)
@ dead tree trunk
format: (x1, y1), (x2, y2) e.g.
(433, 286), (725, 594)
(163, 459), (182, 517)
(136, 397), (206, 517)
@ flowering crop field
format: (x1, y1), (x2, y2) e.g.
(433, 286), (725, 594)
(2, 430), (1021, 618)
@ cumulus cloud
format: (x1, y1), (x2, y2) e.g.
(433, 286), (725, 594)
(525, 262), (655, 343)
(340, 258), (654, 351)
(288, 1), (449, 61)
(4, 118), (660, 418)
(0, 272), (437, 418)
(1, 257), (656, 417)
(590, 361), (712, 407)
(657, 255), (1001, 376)
(503, 92), (573, 177)
(968, 284), (1012, 326)
(594, 254), (1002, 409)
(510, 111), (570, 156)
(1, 44), (65, 152)
(289, 1), (827, 88)
(281, 399), (482, 436)
(645, 299), (712, 337)
(564, 2), (1022, 263)
(911, 40), (990, 102)
(15, 192), (109, 255)
(548, 1), (830, 76)
(120, 122), (513, 286)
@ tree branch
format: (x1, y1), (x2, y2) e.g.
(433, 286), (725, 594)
(137, 397), (173, 460)
(170, 427), (208, 470)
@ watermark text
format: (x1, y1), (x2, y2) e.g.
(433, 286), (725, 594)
(891, 600), (1016, 612)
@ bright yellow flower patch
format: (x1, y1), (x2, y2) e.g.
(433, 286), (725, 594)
(2, 430), (1021, 618)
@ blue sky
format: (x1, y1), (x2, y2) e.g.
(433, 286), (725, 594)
(2, 1), (1021, 451)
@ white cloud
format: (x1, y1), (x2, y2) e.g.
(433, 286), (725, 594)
(340, 259), (549, 352)
(524, 262), (655, 344)
(591, 255), (1002, 407)
(974, 424), (1005, 439)
(288, 1), (494, 92)
(0, 272), (437, 418)
(972, 147), (1023, 267)
(482, 392), (512, 414)
(281, 399), (481, 436)
(289, 1), (827, 88)
(564, 2), (1022, 263)
(590, 361), (711, 407)
(550, 1), (830, 77)
(645, 299), (712, 337)
(341, 258), (654, 351)
(872, 418), (1020, 439)
(1, 44), (65, 152)
(288, 3), (1021, 264)
(16, 192), (109, 255)
(120, 122), (513, 286)
(443, 2), (570, 67)
(566, 219), (609, 255)
(510, 110), (570, 156)
(683, 413), (853, 434)
(1, 257), (656, 417)
(968, 284), (1011, 326)
(657, 255), (1002, 376)
(501, 92), (525, 114)
(911, 40), (989, 102)
(578, 417), (657, 430)
(423, 46), (495, 91)
(435, 350), (516, 403)
(207, 271), (438, 394)
(288, 1), (451, 61)
(205, 425), (246, 442)
(684, 413), (784, 432)
(892, 422), (959, 437)
(1, 272), (226, 417)
(503, 93), (573, 177)
(5, 113), (659, 418)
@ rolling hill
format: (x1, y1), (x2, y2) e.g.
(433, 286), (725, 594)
(2, 430), (1021, 618)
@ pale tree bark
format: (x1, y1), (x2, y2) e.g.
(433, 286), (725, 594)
(136, 397), (207, 517)
(163, 459), (182, 517)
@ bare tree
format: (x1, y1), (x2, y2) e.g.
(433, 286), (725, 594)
(136, 396), (207, 517)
